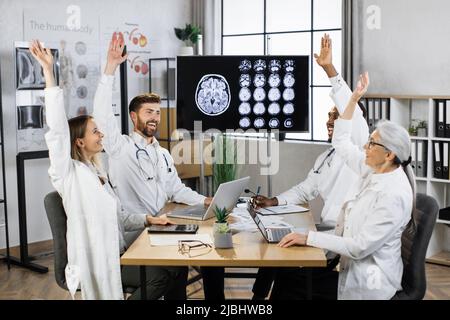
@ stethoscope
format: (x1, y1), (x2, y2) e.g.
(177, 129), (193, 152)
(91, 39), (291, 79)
(313, 148), (336, 174)
(134, 143), (172, 181)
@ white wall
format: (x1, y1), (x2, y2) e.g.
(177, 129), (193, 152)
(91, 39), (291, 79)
(0, 0), (192, 249)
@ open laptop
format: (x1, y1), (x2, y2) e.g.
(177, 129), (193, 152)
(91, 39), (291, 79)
(167, 176), (250, 221)
(247, 202), (295, 243)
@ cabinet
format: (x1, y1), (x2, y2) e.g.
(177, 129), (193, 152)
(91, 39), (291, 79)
(365, 94), (450, 266)
(0, 61), (10, 269)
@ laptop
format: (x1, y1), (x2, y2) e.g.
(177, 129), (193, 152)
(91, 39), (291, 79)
(167, 176), (250, 221)
(247, 202), (294, 243)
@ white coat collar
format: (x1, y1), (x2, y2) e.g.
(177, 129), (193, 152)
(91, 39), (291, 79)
(131, 131), (159, 148)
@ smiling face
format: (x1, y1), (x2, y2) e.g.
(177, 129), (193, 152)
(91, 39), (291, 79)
(77, 119), (104, 156)
(364, 130), (396, 170)
(131, 102), (161, 138)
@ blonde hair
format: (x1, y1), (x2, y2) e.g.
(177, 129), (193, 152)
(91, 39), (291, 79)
(68, 115), (102, 169)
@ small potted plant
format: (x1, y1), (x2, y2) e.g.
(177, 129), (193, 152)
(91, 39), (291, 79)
(213, 206), (233, 248)
(408, 121), (417, 136)
(174, 23), (201, 56)
(416, 120), (427, 137)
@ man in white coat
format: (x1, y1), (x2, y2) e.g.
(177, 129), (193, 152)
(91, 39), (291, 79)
(93, 39), (214, 299)
(251, 34), (370, 300)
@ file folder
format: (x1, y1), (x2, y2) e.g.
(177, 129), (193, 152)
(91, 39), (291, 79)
(433, 141), (442, 179)
(443, 142), (449, 180)
(367, 99), (375, 132)
(381, 99), (390, 120)
(446, 101), (450, 138)
(417, 140), (426, 177)
(374, 99), (380, 126)
(411, 141), (417, 176)
(437, 101), (445, 137)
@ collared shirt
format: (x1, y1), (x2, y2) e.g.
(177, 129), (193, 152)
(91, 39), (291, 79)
(92, 75), (205, 242)
(307, 119), (412, 300)
(276, 74), (369, 228)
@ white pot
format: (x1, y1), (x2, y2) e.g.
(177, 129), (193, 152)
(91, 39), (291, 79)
(178, 46), (194, 56)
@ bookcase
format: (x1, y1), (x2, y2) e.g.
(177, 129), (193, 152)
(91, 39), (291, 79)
(365, 94), (450, 266)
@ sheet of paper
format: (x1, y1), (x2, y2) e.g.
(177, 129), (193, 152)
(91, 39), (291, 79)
(257, 204), (309, 215)
(149, 233), (213, 246)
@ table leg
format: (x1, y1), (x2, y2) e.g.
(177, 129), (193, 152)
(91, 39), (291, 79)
(140, 266), (147, 300)
(306, 268), (313, 300)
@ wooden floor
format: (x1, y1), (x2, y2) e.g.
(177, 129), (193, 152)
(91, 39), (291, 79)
(1, 241), (449, 300)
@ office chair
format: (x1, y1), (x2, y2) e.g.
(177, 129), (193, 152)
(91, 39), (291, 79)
(392, 193), (438, 300)
(44, 191), (138, 296)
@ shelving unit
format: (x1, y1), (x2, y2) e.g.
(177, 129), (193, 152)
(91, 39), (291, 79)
(0, 61), (10, 269)
(365, 94), (450, 266)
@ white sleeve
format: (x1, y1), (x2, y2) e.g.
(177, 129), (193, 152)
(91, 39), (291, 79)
(332, 119), (369, 176)
(276, 156), (323, 205)
(163, 150), (206, 205)
(92, 74), (127, 158)
(44, 87), (72, 192)
(307, 193), (409, 260)
(329, 74), (369, 148)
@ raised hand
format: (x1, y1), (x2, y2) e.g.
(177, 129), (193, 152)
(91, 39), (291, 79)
(29, 40), (54, 71)
(29, 40), (55, 87)
(314, 33), (332, 67)
(351, 72), (370, 102)
(104, 38), (128, 75)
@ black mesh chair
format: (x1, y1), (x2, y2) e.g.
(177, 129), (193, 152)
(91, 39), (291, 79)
(392, 193), (439, 300)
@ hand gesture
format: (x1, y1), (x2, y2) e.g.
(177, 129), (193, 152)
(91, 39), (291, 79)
(29, 40), (54, 71)
(277, 232), (308, 248)
(104, 37), (128, 75)
(147, 214), (174, 226)
(251, 195), (278, 209)
(351, 72), (370, 102)
(313, 33), (332, 67)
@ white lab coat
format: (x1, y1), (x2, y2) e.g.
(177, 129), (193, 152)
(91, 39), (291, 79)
(44, 87), (123, 300)
(307, 119), (412, 299)
(92, 75), (205, 237)
(276, 74), (369, 228)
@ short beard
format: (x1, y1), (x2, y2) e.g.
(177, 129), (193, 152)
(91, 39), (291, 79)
(137, 118), (157, 138)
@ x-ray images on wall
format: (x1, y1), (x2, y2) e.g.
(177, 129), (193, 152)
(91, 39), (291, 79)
(15, 46), (60, 90)
(177, 56), (309, 132)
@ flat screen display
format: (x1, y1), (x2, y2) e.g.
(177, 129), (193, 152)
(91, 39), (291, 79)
(177, 55), (309, 132)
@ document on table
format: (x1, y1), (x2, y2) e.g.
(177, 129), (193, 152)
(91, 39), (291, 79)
(256, 204), (309, 215)
(149, 234), (213, 246)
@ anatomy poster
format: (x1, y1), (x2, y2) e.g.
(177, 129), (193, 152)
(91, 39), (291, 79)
(177, 56), (309, 132)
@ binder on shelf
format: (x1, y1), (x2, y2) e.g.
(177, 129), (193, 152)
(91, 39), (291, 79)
(367, 99), (375, 132)
(443, 142), (449, 180)
(433, 141), (442, 179)
(417, 140), (426, 177)
(411, 140), (417, 176)
(436, 100), (445, 137)
(446, 101), (450, 138)
(438, 207), (450, 221)
(374, 99), (380, 127)
(381, 99), (390, 120)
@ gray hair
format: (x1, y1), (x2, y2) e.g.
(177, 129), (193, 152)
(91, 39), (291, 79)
(376, 120), (416, 210)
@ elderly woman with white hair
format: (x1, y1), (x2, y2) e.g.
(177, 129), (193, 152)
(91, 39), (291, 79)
(278, 72), (415, 300)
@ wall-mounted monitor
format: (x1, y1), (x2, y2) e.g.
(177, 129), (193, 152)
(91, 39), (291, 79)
(177, 55), (309, 132)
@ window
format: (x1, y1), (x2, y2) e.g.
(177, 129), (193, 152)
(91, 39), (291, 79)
(222, 0), (343, 141)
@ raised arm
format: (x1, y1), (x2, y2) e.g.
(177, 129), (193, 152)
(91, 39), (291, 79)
(92, 37), (128, 158)
(332, 73), (370, 176)
(314, 34), (369, 148)
(30, 40), (72, 191)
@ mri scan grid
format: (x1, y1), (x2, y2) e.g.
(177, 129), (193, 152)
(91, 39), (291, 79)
(176, 55), (308, 132)
(238, 58), (298, 129)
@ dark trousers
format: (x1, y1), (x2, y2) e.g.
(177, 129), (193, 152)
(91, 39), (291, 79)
(122, 266), (188, 300)
(200, 267), (225, 300)
(270, 266), (338, 300)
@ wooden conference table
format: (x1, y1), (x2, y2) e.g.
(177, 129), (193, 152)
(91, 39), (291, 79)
(120, 202), (327, 300)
